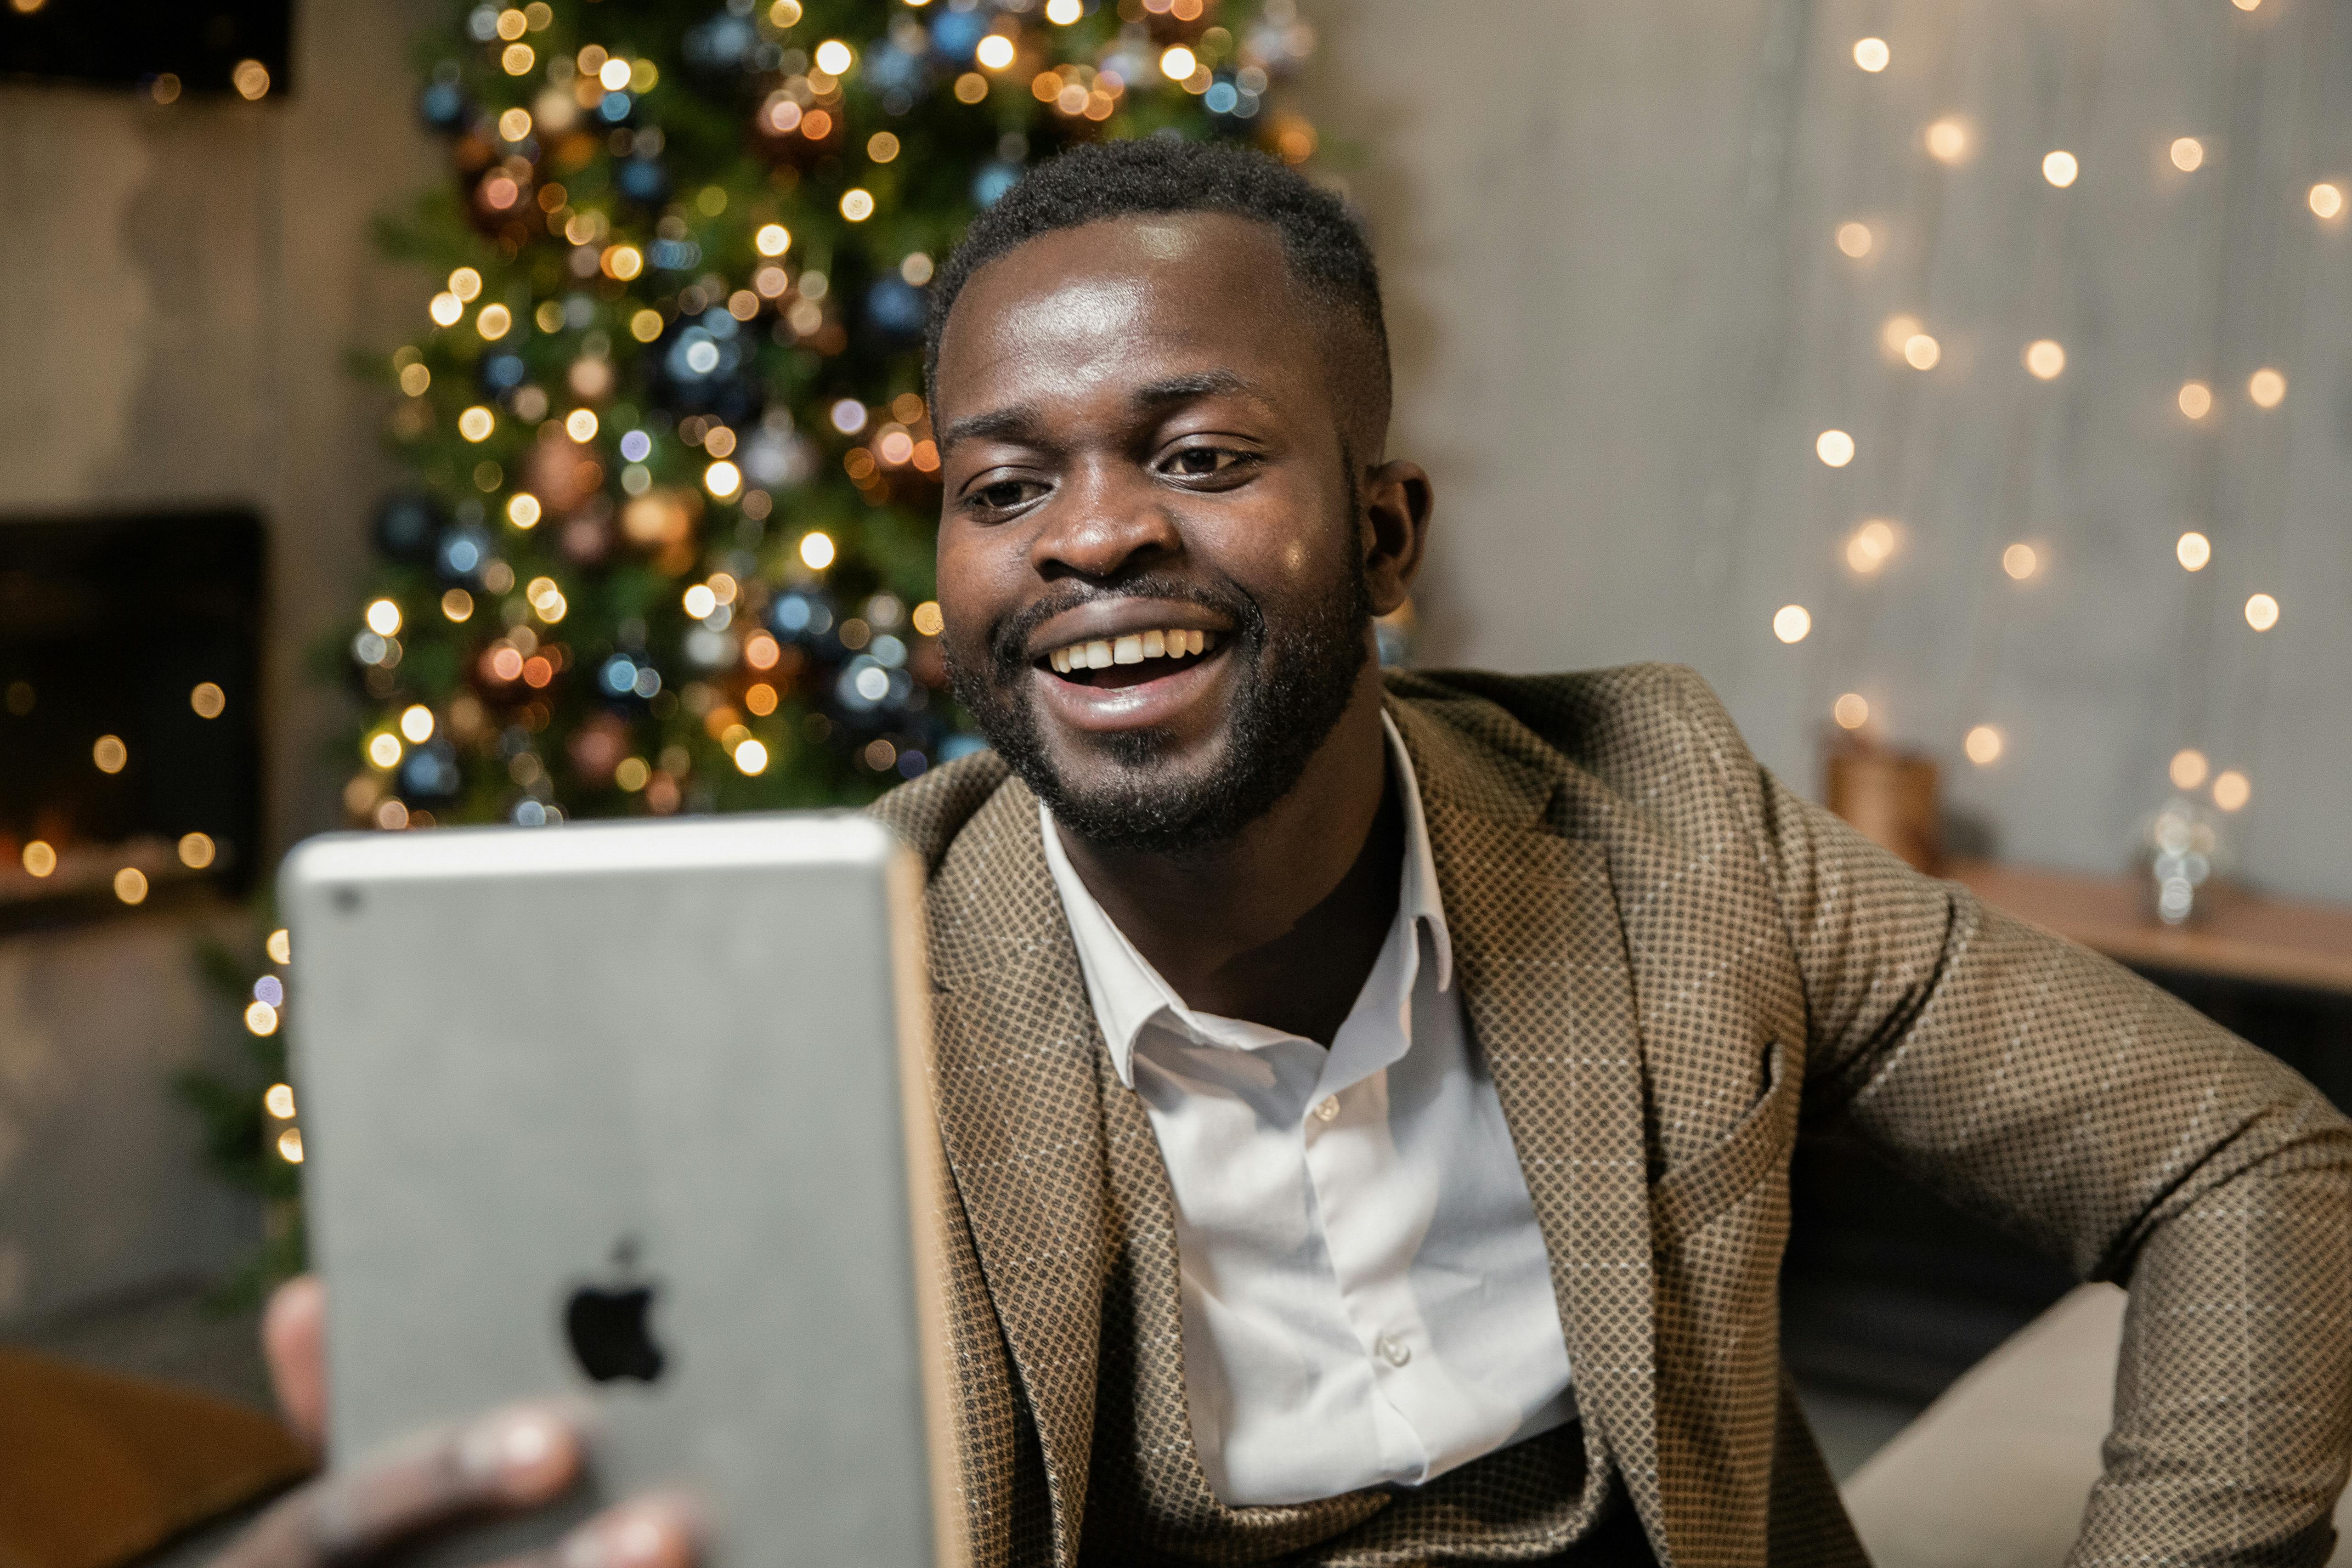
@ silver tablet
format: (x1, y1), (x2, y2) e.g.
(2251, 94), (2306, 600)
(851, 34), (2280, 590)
(280, 813), (961, 1568)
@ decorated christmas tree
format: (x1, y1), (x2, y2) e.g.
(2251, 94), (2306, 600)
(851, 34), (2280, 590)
(346, 0), (1320, 830)
(190, 0), (1320, 1290)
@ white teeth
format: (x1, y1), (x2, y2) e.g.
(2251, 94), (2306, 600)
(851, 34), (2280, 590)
(1046, 628), (1212, 673)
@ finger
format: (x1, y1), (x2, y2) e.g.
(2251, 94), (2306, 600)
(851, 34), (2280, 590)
(263, 1275), (329, 1449)
(532, 1494), (700, 1568)
(300, 1403), (582, 1563)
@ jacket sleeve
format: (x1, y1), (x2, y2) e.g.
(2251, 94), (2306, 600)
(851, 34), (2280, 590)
(1750, 764), (2352, 1564)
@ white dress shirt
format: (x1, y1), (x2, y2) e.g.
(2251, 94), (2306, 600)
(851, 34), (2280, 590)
(1040, 714), (1576, 1507)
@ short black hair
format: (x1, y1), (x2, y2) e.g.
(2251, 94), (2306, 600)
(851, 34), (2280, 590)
(925, 137), (1390, 438)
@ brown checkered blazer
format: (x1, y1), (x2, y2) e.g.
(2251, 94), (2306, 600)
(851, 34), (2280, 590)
(871, 664), (2352, 1568)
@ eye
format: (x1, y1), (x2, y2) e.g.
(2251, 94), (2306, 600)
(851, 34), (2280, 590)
(962, 475), (1050, 518)
(1159, 445), (1256, 483)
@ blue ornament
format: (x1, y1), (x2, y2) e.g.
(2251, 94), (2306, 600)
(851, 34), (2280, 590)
(479, 353), (528, 396)
(972, 160), (1020, 208)
(373, 492), (446, 563)
(647, 308), (762, 424)
(683, 14), (760, 71)
(418, 80), (469, 132)
(865, 42), (928, 98)
(397, 739), (464, 800)
(436, 525), (493, 585)
(616, 157), (668, 206)
(865, 276), (928, 339)
(929, 10), (985, 64)
(769, 590), (837, 646)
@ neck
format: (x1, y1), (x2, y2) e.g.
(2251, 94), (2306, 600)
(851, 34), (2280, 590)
(1052, 665), (1402, 1045)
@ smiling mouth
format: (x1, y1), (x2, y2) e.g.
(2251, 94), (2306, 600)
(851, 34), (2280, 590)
(1037, 628), (1225, 689)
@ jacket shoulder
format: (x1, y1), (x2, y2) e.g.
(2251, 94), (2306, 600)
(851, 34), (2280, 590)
(866, 747), (1014, 877)
(1384, 663), (1769, 841)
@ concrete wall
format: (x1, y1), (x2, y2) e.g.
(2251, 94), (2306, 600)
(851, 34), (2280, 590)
(1303, 0), (2352, 901)
(0, 0), (433, 1323)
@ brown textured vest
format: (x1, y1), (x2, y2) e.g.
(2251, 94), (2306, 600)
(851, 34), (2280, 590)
(1076, 1020), (1662, 1567)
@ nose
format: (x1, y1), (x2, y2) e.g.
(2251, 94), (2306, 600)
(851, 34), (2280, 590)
(1029, 460), (1182, 583)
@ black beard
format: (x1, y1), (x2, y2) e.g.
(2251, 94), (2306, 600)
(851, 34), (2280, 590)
(945, 561), (1374, 856)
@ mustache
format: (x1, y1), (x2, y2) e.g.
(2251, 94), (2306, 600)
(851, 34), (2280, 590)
(984, 573), (1263, 679)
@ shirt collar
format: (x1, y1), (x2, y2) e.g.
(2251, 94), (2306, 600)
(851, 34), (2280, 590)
(1041, 711), (1454, 1088)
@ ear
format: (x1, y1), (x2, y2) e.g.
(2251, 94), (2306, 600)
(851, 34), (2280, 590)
(1359, 459), (1433, 617)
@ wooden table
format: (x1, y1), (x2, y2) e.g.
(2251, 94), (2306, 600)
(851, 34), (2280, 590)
(1947, 860), (2352, 998)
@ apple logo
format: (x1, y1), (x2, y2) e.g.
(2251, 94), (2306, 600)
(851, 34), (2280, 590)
(564, 1239), (667, 1384)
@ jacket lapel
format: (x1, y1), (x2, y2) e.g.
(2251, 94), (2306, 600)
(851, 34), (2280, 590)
(921, 778), (1110, 1568)
(1392, 702), (1674, 1563)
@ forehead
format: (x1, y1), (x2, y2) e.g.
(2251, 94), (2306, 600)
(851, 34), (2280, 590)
(932, 212), (1328, 422)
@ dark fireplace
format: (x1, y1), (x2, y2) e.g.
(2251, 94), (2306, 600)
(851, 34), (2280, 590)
(0, 508), (264, 927)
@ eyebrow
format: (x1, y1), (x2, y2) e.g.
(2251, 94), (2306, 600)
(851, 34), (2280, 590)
(937, 368), (1277, 452)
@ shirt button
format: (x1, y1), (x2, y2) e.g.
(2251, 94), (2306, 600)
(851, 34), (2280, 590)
(1313, 1097), (1340, 1122)
(1376, 1335), (1411, 1367)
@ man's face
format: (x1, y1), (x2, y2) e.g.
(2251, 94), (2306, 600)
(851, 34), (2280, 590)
(930, 213), (1389, 853)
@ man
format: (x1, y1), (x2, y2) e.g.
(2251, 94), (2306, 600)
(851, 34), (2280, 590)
(226, 139), (2352, 1568)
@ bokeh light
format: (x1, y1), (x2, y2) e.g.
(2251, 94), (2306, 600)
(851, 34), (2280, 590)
(2244, 592), (2279, 631)
(1852, 37), (1890, 72)
(1772, 604), (1812, 643)
(1833, 693), (1871, 730)
(2248, 368), (2286, 408)
(799, 531), (836, 570)
(2170, 748), (2209, 790)
(1816, 430), (1855, 467)
(2213, 770), (2251, 812)
(1964, 725), (2004, 765)
(190, 681), (226, 718)
(2176, 531), (2211, 571)
(2042, 150), (2079, 187)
